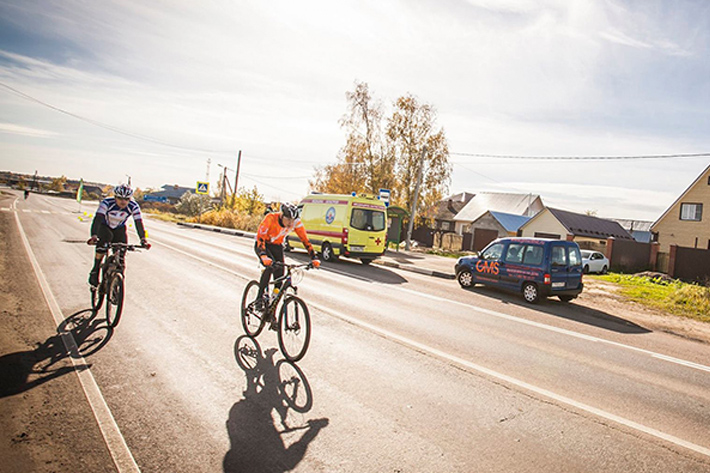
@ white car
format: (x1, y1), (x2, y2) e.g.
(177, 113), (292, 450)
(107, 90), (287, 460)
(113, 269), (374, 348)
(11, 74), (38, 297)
(580, 250), (609, 274)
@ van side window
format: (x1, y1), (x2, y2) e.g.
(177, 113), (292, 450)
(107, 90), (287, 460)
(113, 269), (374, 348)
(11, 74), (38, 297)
(551, 245), (568, 266)
(481, 243), (504, 261)
(505, 243), (524, 263)
(522, 245), (544, 266)
(568, 247), (582, 266)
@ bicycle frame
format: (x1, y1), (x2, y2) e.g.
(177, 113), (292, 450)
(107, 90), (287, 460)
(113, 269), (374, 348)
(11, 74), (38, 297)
(265, 262), (311, 313)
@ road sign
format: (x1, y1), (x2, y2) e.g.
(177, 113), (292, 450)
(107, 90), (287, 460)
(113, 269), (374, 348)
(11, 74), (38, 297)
(379, 188), (391, 207)
(196, 181), (209, 195)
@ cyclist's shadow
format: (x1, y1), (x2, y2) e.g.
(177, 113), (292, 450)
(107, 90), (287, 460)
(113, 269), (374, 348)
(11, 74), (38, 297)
(224, 336), (329, 473)
(0, 308), (113, 398)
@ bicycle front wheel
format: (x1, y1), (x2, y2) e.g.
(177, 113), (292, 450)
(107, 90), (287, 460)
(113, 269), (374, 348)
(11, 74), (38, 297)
(277, 296), (311, 362)
(106, 273), (124, 328)
(91, 285), (105, 311)
(241, 280), (266, 337)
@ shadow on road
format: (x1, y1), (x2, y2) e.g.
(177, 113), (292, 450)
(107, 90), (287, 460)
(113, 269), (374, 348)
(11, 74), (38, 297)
(463, 286), (651, 335)
(224, 336), (328, 473)
(286, 250), (409, 285)
(0, 309), (113, 398)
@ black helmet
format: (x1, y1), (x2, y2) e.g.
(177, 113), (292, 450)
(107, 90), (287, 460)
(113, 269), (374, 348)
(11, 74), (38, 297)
(280, 202), (300, 219)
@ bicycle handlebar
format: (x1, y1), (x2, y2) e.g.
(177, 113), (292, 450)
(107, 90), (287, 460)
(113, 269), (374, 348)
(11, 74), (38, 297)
(87, 240), (148, 251)
(273, 261), (316, 270)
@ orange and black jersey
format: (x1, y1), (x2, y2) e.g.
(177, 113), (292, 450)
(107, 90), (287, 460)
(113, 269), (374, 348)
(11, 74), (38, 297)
(256, 212), (314, 256)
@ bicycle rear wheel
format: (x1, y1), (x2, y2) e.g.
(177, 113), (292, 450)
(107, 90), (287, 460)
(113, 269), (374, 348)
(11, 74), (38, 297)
(106, 273), (124, 328)
(277, 296), (311, 362)
(241, 280), (267, 337)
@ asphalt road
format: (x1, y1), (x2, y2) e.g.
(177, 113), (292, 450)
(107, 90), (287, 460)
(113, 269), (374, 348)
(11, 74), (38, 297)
(2, 190), (710, 473)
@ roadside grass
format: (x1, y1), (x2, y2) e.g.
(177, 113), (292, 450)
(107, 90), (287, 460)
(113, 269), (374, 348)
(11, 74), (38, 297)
(595, 274), (710, 323)
(424, 248), (477, 259)
(144, 209), (188, 223)
(189, 208), (262, 232)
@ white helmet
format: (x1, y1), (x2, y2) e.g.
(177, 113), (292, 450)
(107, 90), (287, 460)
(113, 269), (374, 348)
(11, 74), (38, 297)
(113, 183), (134, 199)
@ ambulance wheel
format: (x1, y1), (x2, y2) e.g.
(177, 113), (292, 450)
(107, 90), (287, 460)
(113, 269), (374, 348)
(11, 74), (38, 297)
(360, 258), (373, 265)
(321, 242), (338, 262)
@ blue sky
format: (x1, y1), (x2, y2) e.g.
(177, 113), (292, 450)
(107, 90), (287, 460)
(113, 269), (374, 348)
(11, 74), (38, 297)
(0, 0), (709, 220)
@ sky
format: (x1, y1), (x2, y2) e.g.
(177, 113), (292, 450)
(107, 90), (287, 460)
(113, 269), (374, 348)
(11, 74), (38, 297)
(0, 0), (709, 221)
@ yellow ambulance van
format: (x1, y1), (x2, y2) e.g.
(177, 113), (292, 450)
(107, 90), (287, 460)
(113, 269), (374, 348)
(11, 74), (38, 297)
(288, 193), (388, 265)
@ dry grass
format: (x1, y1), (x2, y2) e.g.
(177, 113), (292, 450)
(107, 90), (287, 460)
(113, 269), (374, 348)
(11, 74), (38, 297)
(189, 209), (262, 232)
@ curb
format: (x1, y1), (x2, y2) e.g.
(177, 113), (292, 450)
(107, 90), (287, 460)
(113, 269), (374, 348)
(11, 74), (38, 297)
(177, 222), (456, 280)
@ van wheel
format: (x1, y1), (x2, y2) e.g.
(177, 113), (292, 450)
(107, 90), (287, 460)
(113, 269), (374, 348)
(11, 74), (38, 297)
(522, 282), (540, 304)
(457, 269), (475, 288)
(559, 295), (575, 302)
(321, 242), (338, 262)
(360, 258), (373, 265)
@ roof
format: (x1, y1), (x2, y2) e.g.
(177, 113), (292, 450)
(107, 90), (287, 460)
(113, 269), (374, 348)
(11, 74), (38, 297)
(651, 163), (710, 229)
(488, 211), (532, 232)
(610, 218), (653, 233)
(431, 192), (475, 220)
(147, 184), (194, 200)
(546, 208), (633, 240)
(454, 192), (541, 222)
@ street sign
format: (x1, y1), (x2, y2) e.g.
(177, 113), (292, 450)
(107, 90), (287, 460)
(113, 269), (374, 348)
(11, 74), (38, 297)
(379, 188), (391, 207)
(196, 181), (209, 195)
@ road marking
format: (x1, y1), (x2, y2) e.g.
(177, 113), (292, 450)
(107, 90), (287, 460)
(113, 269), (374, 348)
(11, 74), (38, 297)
(156, 234), (710, 458)
(0, 207), (10, 211)
(22, 209), (31, 212)
(13, 209), (141, 473)
(41, 210), (51, 214)
(393, 286), (710, 374)
(308, 300), (710, 459)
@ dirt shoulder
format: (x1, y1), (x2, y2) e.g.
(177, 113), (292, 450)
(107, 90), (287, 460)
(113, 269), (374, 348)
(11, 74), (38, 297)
(0, 194), (116, 472)
(577, 277), (710, 345)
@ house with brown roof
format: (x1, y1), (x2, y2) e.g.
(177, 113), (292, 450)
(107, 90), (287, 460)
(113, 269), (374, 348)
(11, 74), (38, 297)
(651, 163), (710, 252)
(429, 192), (475, 232)
(519, 207), (633, 248)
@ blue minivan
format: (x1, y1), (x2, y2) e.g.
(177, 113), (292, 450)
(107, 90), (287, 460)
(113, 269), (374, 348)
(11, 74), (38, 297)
(454, 237), (584, 303)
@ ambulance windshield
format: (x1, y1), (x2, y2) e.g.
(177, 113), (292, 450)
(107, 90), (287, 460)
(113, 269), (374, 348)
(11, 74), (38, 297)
(350, 209), (386, 232)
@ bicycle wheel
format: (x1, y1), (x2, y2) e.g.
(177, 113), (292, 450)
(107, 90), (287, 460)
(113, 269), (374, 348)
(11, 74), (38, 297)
(277, 296), (311, 362)
(105, 273), (124, 328)
(241, 280), (266, 337)
(91, 284), (105, 311)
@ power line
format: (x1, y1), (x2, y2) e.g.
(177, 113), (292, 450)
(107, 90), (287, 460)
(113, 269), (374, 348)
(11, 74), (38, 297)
(450, 152), (710, 161)
(0, 81), (233, 155)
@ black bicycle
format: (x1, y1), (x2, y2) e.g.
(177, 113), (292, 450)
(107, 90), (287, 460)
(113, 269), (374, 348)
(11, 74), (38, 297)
(240, 262), (314, 362)
(89, 242), (146, 327)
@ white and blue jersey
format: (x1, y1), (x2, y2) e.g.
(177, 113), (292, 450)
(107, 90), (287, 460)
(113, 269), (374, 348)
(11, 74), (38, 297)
(91, 198), (146, 239)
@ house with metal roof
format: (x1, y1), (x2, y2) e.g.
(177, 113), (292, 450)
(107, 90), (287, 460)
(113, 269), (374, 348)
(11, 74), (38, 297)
(519, 207), (633, 245)
(453, 192), (544, 235)
(611, 219), (653, 243)
(144, 184), (194, 204)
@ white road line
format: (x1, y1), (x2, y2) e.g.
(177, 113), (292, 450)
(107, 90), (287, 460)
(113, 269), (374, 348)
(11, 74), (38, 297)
(309, 300), (710, 459)
(22, 209), (31, 213)
(156, 234), (710, 458)
(41, 210), (51, 214)
(393, 287), (710, 374)
(14, 210), (141, 473)
(162, 223), (710, 374)
(0, 208), (10, 211)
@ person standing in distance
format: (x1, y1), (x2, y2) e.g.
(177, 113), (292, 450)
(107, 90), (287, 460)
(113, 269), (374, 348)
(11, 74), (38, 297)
(87, 184), (150, 286)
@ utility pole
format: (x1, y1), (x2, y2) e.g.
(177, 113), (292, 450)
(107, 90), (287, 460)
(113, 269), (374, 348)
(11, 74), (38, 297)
(405, 146), (427, 251)
(234, 150), (242, 196)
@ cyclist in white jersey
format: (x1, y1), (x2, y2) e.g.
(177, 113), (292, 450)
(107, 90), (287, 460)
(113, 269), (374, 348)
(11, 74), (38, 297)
(87, 184), (150, 286)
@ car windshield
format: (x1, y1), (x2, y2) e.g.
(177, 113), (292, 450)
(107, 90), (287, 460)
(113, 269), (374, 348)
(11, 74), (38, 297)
(350, 209), (386, 231)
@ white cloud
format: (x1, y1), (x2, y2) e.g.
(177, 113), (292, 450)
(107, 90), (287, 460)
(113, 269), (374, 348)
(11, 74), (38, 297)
(0, 122), (58, 137)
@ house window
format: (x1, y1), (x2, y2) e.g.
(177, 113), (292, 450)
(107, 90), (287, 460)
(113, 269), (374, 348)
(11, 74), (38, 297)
(679, 203), (702, 221)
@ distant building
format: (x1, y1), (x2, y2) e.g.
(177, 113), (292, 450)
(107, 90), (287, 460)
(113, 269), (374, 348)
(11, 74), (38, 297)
(144, 184), (194, 204)
(611, 219), (653, 243)
(519, 207), (633, 246)
(453, 192), (544, 235)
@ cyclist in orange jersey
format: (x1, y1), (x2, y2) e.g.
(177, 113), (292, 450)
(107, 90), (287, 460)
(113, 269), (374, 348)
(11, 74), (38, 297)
(254, 202), (320, 306)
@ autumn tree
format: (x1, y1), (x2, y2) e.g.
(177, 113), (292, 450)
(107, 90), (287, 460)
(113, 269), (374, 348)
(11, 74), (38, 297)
(232, 186), (266, 216)
(387, 93), (451, 224)
(48, 175), (68, 192)
(311, 81), (394, 195)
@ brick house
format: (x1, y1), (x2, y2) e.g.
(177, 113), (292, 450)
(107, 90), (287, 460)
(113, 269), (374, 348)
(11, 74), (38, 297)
(651, 163), (710, 252)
